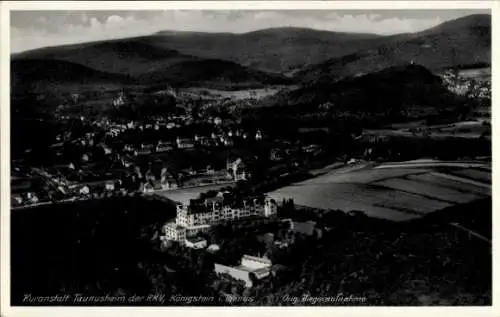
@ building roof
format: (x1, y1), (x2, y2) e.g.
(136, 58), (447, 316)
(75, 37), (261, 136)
(186, 236), (207, 243)
(252, 266), (272, 278)
(164, 222), (185, 231)
(205, 196), (224, 204)
(207, 244), (220, 251)
(242, 255), (272, 265)
(186, 203), (214, 215)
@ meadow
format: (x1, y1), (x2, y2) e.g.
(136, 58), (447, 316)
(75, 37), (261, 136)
(268, 164), (491, 221)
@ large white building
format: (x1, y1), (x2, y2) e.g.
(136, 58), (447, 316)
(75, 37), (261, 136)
(162, 192), (277, 245)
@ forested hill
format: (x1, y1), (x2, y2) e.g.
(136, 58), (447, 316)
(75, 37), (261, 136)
(296, 14), (491, 84)
(265, 64), (455, 113)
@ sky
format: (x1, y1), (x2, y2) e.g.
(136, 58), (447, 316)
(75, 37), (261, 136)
(10, 9), (490, 53)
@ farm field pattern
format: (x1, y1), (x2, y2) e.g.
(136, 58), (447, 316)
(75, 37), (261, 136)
(269, 164), (491, 221)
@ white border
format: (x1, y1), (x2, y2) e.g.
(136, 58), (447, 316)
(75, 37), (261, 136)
(1, 1), (498, 317)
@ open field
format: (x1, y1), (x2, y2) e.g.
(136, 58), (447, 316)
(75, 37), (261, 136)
(147, 182), (236, 205)
(376, 159), (489, 169)
(458, 67), (491, 82)
(365, 123), (489, 139)
(447, 168), (491, 184)
(406, 173), (490, 196)
(268, 161), (491, 221)
(375, 119), (490, 140)
(374, 178), (484, 204)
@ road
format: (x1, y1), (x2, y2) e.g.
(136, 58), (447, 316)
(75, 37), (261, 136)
(147, 181), (237, 205)
(375, 161), (490, 170)
(449, 222), (491, 244)
(309, 161), (374, 177)
(30, 167), (69, 194)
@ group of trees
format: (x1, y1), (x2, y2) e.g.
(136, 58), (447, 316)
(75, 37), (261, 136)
(11, 191), (491, 306)
(210, 199), (491, 306)
(356, 136), (491, 162)
(11, 196), (176, 304)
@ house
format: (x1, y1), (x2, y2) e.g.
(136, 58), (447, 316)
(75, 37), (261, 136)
(160, 168), (178, 190)
(105, 181), (115, 191)
(120, 156), (135, 168)
(214, 254), (274, 288)
(274, 240), (289, 249)
(134, 144), (153, 156)
(358, 134), (389, 144)
(166, 122), (176, 129)
(12, 195), (23, 206)
(145, 168), (156, 182)
(214, 117), (223, 126)
(100, 143), (113, 155)
(25, 192), (39, 204)
(134, 166), (143, 179)
(255, 130), (263, 140)
(113, 92), (125, 107)
(223, 138), (234, 147)
(347, 158), (358, 165)
(270, 149), (283, 161)
(142, 182), (155, 193)
(226, 157), (247, 181)
(156, 141), (174, 152)
(141, 143), (155, 152)
(176, 137), (195, 149)
(81, 153), (90, 162)
(79, 185), (90, 195)
(124, 144), (135, 152)
(302, 144), (320, 153)
(185, 236), (208, 249)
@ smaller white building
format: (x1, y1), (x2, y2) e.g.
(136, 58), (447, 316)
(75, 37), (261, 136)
(241, 254), (272, 270)
(185, 236), (208, 249)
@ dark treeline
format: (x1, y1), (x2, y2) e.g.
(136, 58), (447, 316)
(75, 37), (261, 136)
(11, 196), (177, 305)
(11, 196), (491, 306)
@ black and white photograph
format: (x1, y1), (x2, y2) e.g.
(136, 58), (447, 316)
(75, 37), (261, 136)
(1, 1), (495, 314)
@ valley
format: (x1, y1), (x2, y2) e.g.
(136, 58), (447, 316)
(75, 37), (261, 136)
(8, 11), (492, 307)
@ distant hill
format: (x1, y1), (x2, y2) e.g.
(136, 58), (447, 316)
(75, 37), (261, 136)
(139, 58), (292, 87)
(11, 59), (133, 93)
(267, 64), (455, 114)
(11, 14), (491, 89)
(13, 37), (198, 77)
(297, 14), (491, 83)
(13, 27), (382, 75)
(152, 27), (382, 73)
(12, 36), (291, 89)
(12, 27), (385, 75)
